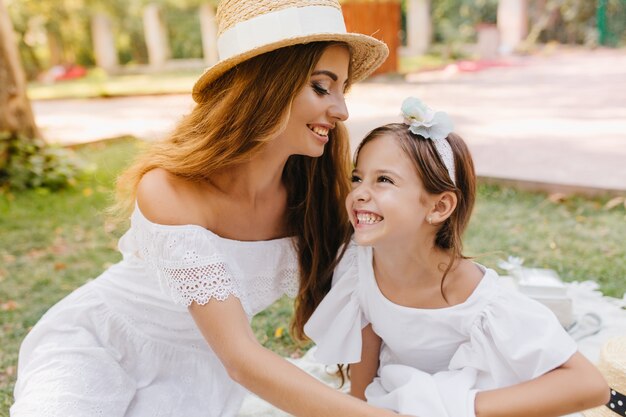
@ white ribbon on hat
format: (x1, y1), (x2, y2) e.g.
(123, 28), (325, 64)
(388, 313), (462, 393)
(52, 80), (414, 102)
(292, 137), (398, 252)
(217, 6), (347, 61)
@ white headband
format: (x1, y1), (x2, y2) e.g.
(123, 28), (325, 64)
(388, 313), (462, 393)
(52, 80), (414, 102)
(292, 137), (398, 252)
(401, 97), (455, 185)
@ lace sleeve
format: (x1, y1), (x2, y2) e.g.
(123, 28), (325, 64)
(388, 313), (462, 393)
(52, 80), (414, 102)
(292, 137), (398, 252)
(161, 261), (239, 306)
(133, 219), (241, 307)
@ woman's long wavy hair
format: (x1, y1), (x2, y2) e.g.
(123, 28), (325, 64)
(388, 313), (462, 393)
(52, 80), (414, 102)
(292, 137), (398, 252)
(355, 124), (477, 300)
(113, 41), (353, 341)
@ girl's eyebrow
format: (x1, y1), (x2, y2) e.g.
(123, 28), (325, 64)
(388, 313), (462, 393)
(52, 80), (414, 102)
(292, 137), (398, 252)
(352, 168), (402, 178)
(375, 169), (402, 178)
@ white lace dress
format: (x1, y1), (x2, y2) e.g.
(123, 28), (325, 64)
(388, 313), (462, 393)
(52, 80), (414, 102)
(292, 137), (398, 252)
(11, 204), (299, 417)
(305, 243), (578, 417)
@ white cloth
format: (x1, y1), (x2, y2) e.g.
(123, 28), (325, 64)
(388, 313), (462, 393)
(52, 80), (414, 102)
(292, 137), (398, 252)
(239, 281), (626, 417)
(305, 242), (578, 417)
(11, 204), (299, 417)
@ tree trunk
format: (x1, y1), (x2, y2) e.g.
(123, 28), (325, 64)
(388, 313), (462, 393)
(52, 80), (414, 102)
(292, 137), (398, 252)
(0, 0), (41, 141)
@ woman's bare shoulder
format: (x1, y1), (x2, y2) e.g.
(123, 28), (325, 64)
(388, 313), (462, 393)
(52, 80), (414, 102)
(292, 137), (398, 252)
(136, 168), (212, 227)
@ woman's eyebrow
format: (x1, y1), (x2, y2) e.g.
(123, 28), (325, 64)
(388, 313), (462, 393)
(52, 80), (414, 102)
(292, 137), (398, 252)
(311, 70), (338, 81)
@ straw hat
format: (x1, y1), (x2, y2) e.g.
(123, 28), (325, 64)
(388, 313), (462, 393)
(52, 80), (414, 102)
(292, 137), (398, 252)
(192, 0), (389, 102)
(583, 336), (626, 417)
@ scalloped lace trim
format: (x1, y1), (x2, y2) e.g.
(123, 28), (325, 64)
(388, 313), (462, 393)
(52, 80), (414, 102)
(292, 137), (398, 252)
(129, 220), (300, 315)
(159, 263), (299, 315)
(162, 263), (240, 307)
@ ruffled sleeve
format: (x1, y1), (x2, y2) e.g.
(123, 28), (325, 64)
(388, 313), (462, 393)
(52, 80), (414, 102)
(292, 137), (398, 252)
(304, 240), (366, 365)
(128, 208), (241, 307)
(450, 282), (578, 388)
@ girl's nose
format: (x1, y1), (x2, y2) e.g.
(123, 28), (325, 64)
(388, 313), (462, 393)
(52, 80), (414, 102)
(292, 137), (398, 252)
(352, 185), (370, 202)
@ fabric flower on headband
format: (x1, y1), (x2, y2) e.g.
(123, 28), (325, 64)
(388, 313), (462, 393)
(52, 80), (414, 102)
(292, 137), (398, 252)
(401, 97), (456, 185)
(401, 97), (454, 141)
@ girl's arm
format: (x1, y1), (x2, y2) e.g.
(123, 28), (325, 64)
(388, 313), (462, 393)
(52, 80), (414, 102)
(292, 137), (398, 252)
(349, 324), (382, 400)
(474, 352), (609, 417)
(189, 297), (401, 417)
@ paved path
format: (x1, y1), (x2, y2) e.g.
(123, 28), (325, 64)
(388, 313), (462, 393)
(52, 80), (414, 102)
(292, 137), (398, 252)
(33, 48), (626, 193)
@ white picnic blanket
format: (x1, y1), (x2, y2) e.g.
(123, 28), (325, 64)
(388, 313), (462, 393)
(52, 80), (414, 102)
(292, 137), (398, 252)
(238, 280), (626, 417)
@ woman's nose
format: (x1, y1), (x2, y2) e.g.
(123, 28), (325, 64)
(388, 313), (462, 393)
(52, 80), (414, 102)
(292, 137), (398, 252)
(329, 95), (349, 122)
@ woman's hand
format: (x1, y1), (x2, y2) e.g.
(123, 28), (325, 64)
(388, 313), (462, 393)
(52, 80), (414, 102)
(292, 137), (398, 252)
(189, 297), (401, 417)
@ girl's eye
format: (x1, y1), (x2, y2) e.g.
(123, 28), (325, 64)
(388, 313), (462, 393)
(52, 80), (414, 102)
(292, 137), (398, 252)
(378, 176), (394, 184)
(312, 82), (330, 96)
(351, 175), (362, 183)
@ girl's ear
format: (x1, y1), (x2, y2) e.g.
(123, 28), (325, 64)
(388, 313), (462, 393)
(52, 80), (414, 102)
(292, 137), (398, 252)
(428, 191), (457, 225)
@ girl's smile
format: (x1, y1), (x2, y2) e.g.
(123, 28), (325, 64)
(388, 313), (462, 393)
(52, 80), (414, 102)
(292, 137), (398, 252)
(354, 210), (384, 226)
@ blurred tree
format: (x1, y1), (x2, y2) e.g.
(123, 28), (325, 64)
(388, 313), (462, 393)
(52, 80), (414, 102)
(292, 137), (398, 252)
(164, 3), (203, 59)
(429, 0), (498, 58)
(7, 0), (95, 76)
(0, 0), (40, 141)
(1, 0), (83, 190)
(526, 0), (617, 46)
(8, 0), (218, 76)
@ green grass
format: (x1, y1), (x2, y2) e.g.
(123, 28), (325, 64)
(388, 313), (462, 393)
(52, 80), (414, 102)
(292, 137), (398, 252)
(1, 138), (625, 413)
(26, 57), (455, 101)
(466, 187), (626, 297)
(27, 68), (204, 101)
(398, 54), (454, 73)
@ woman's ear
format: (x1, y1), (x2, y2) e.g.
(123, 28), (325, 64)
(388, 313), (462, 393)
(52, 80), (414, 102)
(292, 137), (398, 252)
(428, 191), (457, 225)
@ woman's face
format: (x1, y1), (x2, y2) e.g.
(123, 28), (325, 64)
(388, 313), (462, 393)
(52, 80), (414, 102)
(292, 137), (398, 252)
(275, 44), (350, 157)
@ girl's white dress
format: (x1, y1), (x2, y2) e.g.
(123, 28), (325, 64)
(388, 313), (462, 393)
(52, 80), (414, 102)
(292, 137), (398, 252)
(11, 205), (299, 417)
(305, 243), (578, 417)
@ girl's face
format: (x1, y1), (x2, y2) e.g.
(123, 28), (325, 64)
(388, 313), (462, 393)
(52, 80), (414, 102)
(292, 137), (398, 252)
(275, 44), (350, 157)
(347, 134), (435, 248)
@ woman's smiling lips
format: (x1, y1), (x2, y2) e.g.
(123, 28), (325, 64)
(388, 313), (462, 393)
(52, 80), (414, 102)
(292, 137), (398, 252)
(308, 124), (332, 144)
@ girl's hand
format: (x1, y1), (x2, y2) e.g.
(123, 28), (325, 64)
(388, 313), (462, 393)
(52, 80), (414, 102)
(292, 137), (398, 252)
(474, 352), (609, 417)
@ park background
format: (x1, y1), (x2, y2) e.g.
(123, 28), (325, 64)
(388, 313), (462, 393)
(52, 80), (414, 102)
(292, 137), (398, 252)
(1, 0), (626, 415)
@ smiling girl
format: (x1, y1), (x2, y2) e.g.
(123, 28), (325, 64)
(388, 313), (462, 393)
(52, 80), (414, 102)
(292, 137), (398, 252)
(306, 97), (610, 417)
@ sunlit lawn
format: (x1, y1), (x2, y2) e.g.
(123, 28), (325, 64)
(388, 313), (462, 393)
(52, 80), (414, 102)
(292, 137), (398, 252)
(27, 55), (455, 101)
(1, 138), (625, 414)
(27, 68), (204, 100)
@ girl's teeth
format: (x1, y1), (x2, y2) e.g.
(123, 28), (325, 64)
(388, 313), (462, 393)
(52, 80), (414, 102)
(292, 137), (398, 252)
(357, 213), (382, 224)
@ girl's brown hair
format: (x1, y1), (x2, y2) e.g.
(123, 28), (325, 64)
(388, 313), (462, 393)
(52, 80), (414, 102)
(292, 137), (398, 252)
(354, 123), (477, 299)
(114, 42), (353, 340)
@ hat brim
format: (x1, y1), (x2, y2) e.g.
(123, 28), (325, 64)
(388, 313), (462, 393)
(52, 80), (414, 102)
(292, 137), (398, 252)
(192, 32), (388, 102)
(582, 405), (614, 417)
(582, 336), (626, 417)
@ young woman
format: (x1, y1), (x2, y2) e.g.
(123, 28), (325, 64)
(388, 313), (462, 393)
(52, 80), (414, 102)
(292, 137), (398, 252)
(306, 97), (610, 417)
(11, 1), (408, 416)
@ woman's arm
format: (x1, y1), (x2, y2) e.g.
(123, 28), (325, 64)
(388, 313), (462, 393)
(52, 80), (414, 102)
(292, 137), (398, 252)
(190, 297), (401, 417)
(136, 173), (400, 416)
(350, 324), (382, 400)
(474, 352), (609, 417)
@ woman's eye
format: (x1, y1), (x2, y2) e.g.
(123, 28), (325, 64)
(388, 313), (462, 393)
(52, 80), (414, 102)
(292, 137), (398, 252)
(312, 82), (330, 96)
(378, 176), (393, 184)
(350, 175), (361, 183)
